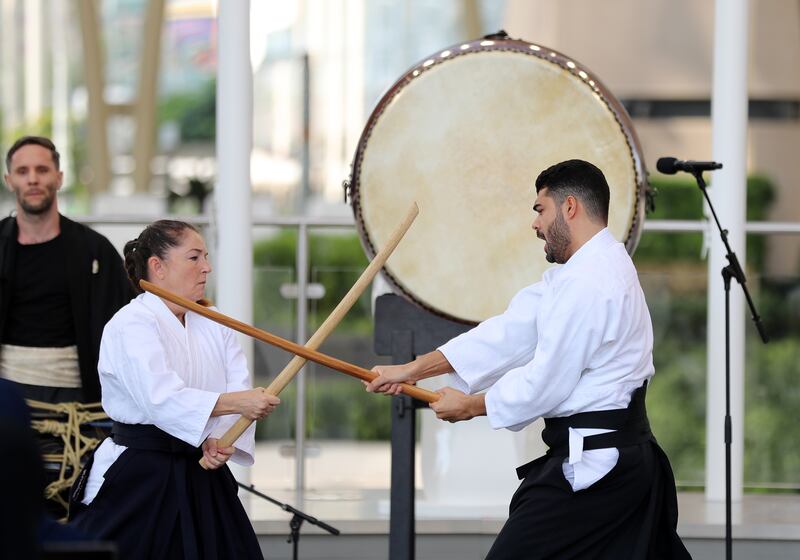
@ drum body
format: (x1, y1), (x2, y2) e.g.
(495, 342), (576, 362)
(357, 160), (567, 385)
(349, 36), (647, 324)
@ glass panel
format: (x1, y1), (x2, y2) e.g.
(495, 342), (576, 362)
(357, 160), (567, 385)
(743, 233), (800, 490)
(636, 230), (800, 492)
(252, 228), (298, 491)
(304, 230), (394, 491)
(638, 268), (707, 488)
(247, 225), (800, 496)
(635, 231), (707, 488)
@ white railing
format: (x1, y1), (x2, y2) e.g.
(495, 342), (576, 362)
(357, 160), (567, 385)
(76, 214), (800, 491)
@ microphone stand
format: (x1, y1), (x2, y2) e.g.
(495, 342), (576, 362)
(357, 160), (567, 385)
(237, 481), (340, 560)
(692, 170), (768, 560)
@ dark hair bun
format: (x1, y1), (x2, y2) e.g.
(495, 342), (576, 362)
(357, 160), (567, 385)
(123, 221), (198, 294)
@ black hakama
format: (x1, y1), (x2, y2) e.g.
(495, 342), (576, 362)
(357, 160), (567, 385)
(486, 385), (691, 560)
(69, 423), (263, 560)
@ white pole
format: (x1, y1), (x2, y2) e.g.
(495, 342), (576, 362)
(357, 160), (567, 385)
(706, 0), (748, 503)
(294, 224), (308, 492)
(1, 0), (22, 135)
(75, 0), (111, 193)
(132, 0), (166, 194)
(23, 0), (43, 125)
(215, 0), (254, 483)
(52, 0), (70, 184)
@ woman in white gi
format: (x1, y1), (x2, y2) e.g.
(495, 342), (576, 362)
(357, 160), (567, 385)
(69, 220), (279, 559)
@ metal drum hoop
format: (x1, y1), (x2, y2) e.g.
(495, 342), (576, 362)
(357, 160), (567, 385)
(349, 33), (647, 324)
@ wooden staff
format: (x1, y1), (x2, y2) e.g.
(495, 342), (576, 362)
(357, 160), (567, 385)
(139, 223), (439, 463)
(198, 202), (420, 466)
(140, 280), (438, 398)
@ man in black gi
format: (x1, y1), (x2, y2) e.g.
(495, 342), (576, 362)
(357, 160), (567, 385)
(0, 136), (132, 403)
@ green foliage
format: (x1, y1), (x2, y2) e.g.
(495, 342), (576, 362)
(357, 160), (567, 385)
(253, 230), (385, 440)
(254, 373), (393, 442)
(635, 173), (800, 489)
(641, 270), (800, 488)
(158, 79), (216, 142)
(646, 175), (774, 221)
(745, 338), (800, 484)
(634, 231), (704, 265)
(750, 277), (800, 340)
(634, 175), (775, 267)
(648, 341), (706, 483)
(306, 373), (392, 440)
(254, 229), (297, 268)
(640, 271), (708, 485)
(255, 383), (296, 440)
(253, 229), (370, 329)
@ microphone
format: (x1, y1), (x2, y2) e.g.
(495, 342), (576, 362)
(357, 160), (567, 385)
(656, 157), (723, 175)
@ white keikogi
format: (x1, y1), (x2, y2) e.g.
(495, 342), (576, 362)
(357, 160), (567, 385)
(82, 291), (256, 504)
(439, 228), (654, 491)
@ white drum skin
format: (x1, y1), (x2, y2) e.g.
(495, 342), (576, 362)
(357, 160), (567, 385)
(350, 36), (646, 325)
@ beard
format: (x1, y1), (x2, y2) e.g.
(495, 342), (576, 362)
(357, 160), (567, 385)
(17, 187), (56, 215)
(541, 211), (571, 264)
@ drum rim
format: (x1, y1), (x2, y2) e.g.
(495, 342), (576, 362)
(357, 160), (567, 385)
(349, 33), (648, 325)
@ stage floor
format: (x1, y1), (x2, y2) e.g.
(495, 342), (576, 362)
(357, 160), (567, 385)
(241, 441), (800, 558)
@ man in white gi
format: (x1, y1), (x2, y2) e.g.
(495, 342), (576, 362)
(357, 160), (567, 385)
(368, 159), (690, 559)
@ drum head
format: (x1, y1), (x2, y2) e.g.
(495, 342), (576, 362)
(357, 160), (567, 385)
(350, 36), (646, 324)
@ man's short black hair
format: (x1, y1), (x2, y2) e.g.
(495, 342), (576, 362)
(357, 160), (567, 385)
(5, 136), (60, 173)
(535, 159), (610, 223)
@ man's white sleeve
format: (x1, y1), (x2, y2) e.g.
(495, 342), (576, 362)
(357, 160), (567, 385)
(439, 282), (543, 394)
(484, 277), (609, 431)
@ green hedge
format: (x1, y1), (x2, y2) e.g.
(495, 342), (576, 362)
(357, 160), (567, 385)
(253, 230), (370, 330)
(634, 175), (774, 267)
(159, 79), (216, 142)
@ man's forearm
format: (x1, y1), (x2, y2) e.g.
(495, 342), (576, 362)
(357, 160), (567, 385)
(468, 393), (487, 417)
(211, 392), (237, 416)
(409, 350), (454, 381)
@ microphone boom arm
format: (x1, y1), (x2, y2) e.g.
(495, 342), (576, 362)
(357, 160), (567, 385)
(694, 171), (769, 343)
